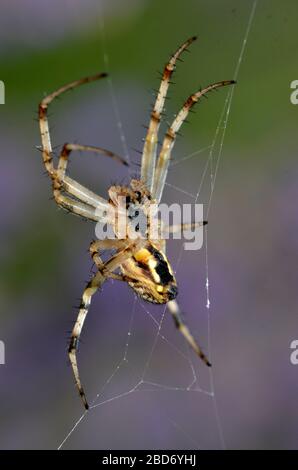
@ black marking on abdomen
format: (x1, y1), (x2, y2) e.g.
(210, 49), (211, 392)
(149, 246), (174, 285)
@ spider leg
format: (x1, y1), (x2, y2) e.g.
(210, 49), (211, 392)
(141, 37), (197, 193)
(39, 74), (127, 221)
(55, 143), (128, 218)
(152, 80), (236, 202)
(62, 175), (111, 216)
(167, 299), (211, 367)
(52, 178), (100, 222)
(90, 239), (128, 279)
(165, 220), (208, 235)
(57, 143), (127, 180)
(69, 239), (145, 409)
(69, 270), (105, 409)
(39, 72), (108, 178)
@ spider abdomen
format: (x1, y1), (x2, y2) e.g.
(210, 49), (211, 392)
(121, 243), (178, 304)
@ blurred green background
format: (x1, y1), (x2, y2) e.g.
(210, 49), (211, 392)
(1, 0), (298, 449)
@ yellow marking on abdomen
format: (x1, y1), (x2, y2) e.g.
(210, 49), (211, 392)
(134, 248), (151, 264)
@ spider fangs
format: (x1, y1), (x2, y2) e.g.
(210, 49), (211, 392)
(39, 35), (235, 409)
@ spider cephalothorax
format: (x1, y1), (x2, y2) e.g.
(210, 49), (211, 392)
(39, 36), (235, 408)
(108, 179), (153, 236)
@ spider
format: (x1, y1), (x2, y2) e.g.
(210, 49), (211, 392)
(39, 36), (235, 409)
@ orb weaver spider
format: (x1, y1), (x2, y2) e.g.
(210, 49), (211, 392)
(39, 36), (235, 409)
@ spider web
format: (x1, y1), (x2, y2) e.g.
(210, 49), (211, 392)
(57, 0), (258, 450)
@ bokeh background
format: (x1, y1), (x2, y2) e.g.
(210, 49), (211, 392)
(1, 0), (298, 450)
